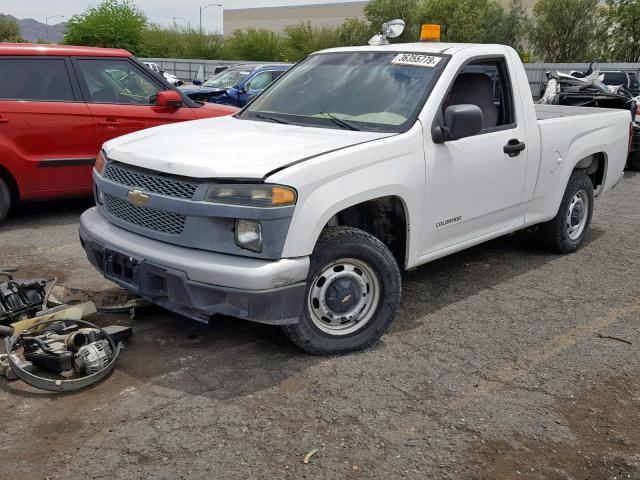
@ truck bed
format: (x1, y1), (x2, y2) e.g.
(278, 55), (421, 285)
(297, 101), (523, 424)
(534, 104), (629, 121)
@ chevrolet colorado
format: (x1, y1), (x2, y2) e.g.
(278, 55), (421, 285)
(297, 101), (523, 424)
(80, 42), (630, 355)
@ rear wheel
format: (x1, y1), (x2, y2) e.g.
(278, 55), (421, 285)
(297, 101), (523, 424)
(282, 227), (401, 355)
(0, 177), (10, 224)
(540, 170), (594, 253)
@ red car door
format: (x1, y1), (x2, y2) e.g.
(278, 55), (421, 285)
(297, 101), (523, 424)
(0, 57), (97, 198)
(72, 57), (197, 148)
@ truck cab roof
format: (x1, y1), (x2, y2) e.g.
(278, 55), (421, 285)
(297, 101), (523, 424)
(316, 42), (506, 56)
(0, 43), (133, 57)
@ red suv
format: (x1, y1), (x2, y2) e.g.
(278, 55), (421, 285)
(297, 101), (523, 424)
(0, 43), (237, 222)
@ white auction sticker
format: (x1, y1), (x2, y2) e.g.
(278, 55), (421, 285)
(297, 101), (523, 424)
(391, 53), (442, 68)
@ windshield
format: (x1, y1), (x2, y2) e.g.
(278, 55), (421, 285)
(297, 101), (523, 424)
(240, 52), (447, 133)
(203, 69), (251, 88)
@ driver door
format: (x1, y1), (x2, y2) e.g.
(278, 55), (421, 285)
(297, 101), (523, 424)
(72, 57), (196, 147)
(420, 57), (529, 256)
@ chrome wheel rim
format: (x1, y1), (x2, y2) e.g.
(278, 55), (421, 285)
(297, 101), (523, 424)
(307, 258), (381, 336)
(567, 190), (589, 241)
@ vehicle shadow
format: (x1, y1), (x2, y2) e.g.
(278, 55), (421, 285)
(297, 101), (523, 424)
(109, 227), (603, 401)
(2, 197), (93, 232)
(392, 227), (605, 332)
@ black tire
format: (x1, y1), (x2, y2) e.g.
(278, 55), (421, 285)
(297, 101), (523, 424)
(540, 170), (594, 253)
(282, 226), (401, 355)
(627, 150), (640, 171)
(0, 177), (10, 224)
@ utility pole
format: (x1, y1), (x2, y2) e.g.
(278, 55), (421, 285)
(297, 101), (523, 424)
(45, 15), (64, 43)
(199, 3), (222, 35)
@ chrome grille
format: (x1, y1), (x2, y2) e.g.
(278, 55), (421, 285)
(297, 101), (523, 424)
(104, 162), (199, 200)
(104, 193), (186, 235)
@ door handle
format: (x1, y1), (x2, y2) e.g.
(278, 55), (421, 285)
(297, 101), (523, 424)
(504, 139), (526, 157)
(98, 119), (122, 127)
(0, 117), (9, 124)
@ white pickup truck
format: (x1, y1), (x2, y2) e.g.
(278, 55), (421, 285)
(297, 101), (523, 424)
(80, 42), (630, 355)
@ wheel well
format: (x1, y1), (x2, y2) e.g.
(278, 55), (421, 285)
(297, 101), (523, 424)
(0, 164), (19, 201)
(325, 196), (408, 268)
(574, 153), (605, 194)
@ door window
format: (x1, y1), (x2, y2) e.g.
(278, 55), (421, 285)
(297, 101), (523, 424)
(76, 59), (161, 105)
(444, 58), (515, 131)
(0, 58), (74, 102)
(245, 71), (274, 91)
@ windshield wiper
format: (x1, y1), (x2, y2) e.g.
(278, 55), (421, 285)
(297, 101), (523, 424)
(254, 112), (290, 125)
(318, 112), (361, 131)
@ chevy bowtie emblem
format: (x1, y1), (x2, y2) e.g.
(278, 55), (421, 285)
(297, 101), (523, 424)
(127, 189), (149, 206)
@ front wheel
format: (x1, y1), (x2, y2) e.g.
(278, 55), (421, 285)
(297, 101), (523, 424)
(282, 227), (401, 355)
(540, 170), (594, 253)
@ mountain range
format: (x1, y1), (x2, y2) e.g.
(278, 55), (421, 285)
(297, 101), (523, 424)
(7, 15), (67, 43)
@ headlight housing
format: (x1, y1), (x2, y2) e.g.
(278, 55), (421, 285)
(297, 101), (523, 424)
(94, 150), (107, 175)
(205, 184), (296, 207)
(235, 219), (263, 252)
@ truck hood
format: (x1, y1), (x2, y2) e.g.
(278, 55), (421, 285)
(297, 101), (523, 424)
(103, 116), (392, 179)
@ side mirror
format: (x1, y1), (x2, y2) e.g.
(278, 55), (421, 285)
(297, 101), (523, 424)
(192, 79), (203, 86)
(434, 104), (483, 143)
(156, 90), (183, 109)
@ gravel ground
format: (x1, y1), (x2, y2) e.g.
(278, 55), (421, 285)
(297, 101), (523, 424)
(1, 173), (639, 480)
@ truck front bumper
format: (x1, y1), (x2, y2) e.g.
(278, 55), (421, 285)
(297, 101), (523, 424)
(79, 208), (309, 325)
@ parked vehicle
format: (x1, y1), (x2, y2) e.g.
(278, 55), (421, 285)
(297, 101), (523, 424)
(180, 64), (291, 107)
(81, 41), (630, 355)
(0, 44), (238, 223)
(144, 61), (183, 86)
(601, 70), (640, 96)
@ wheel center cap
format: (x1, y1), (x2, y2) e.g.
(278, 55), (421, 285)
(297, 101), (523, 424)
(571, 204), (583, 226)
(326, 278), (360, 315)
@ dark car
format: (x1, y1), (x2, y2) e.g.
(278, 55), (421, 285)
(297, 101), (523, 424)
(179, 64), (291, 107)
(601, 71), (640, 96)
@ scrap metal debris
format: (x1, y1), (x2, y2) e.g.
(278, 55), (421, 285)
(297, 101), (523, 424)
(303, 448), (319, 464)
(0, 268), (136, 392)
(0, 272), (52, 325)
(4, 318), (130, 392)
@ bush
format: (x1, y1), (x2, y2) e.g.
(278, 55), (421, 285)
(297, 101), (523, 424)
(142, 24), (223, 59)
(223, 28), (286, 62)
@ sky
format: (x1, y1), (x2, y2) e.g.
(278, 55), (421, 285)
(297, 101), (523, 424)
(1, 0), (361, 33)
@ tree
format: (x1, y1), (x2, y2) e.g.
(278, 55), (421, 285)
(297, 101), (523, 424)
(64, 0), (147, 55)
(419, 0), (524, 45)
(528, 0), (601, 62)
(598, 0), (640, 62)
(364, 0), (422, 42)
(0, 13), (24, 42)
(223, 28), (285, 62)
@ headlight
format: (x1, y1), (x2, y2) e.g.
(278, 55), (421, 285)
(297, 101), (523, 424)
(235, 219), (262, 252)
(205, 184), (296, 207)
(94, 150), (107, 175)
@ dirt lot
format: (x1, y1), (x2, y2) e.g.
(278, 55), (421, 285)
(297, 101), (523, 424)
(1, 173), (639, 480)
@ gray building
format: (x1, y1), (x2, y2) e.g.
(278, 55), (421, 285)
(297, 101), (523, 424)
(222, 0), (539, 35)
(223, 1), (368, 33)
